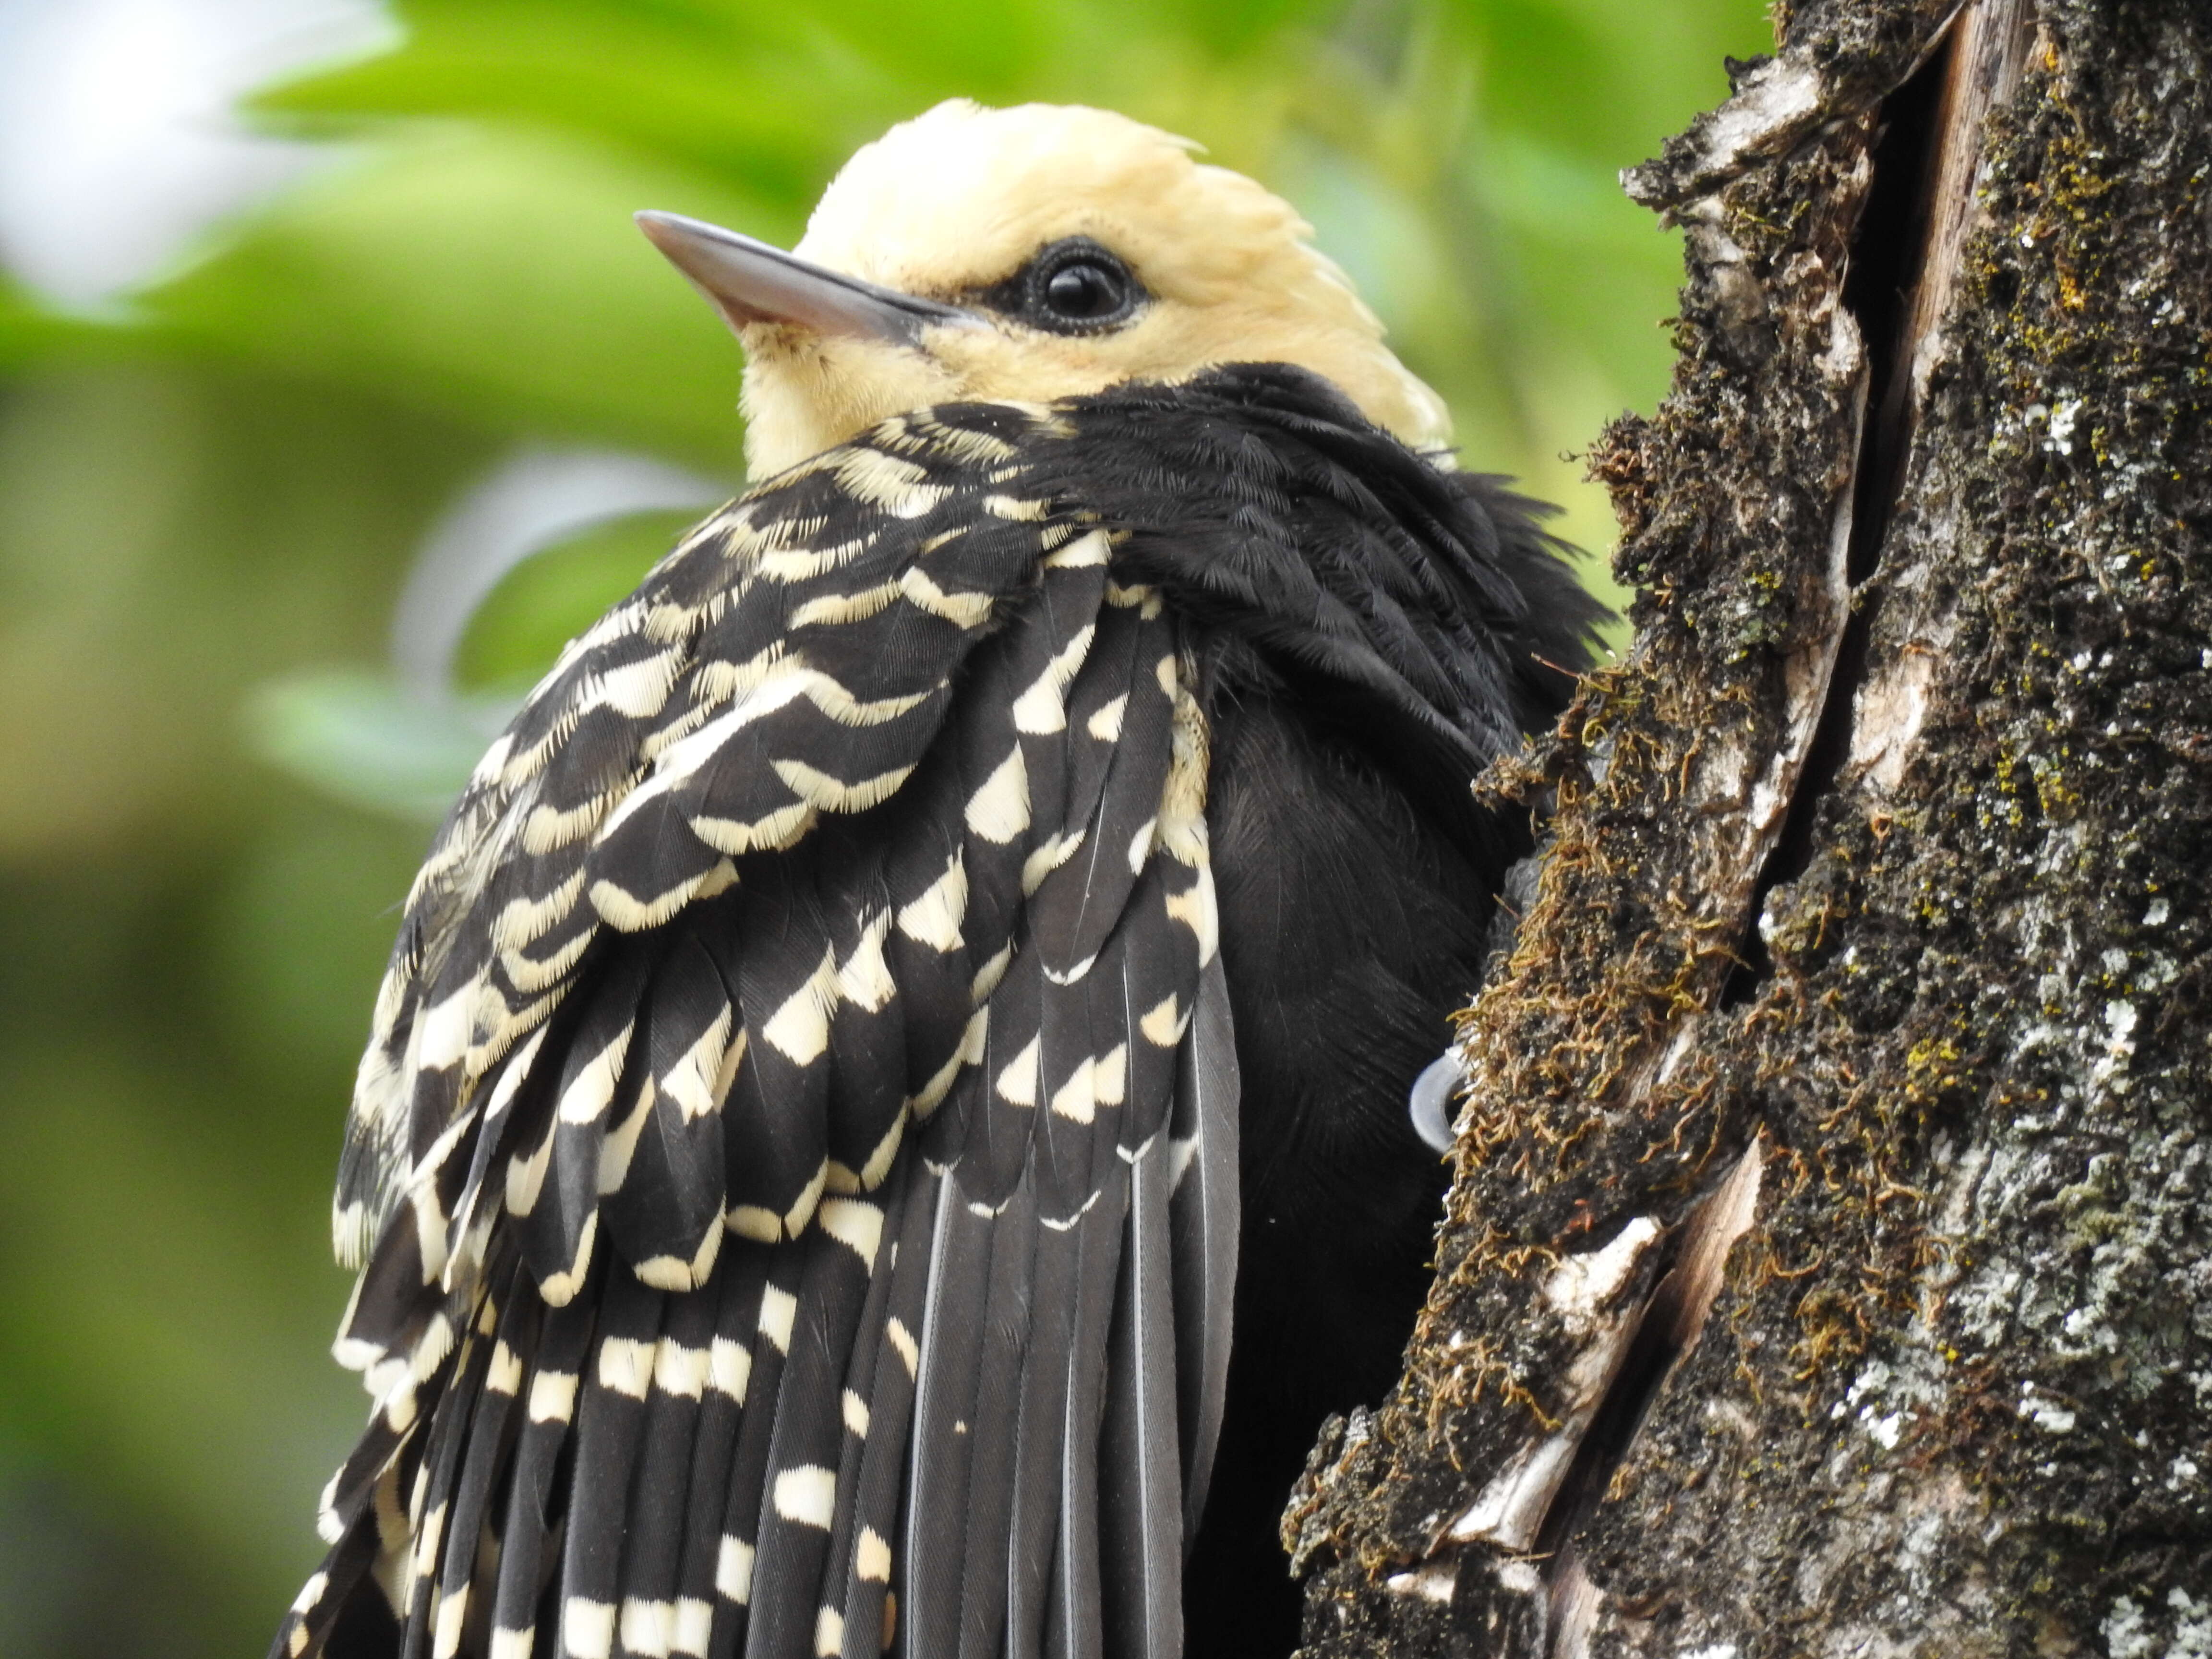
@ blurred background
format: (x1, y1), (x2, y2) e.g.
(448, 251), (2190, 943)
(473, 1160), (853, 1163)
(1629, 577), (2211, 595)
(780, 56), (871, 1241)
(0, 0), (1769, 1651)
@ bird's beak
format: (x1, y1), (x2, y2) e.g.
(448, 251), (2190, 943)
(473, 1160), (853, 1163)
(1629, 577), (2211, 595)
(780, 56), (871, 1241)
(636, 210), (979, 346)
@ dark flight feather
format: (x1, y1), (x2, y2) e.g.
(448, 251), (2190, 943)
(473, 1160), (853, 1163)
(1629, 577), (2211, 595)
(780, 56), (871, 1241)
(276, 367), (1601, 1659)
(836, 1159), (939, 1659)
(1099, 1121), (1182, 1659)
(604, 1272), (719, 1656)
(487, 1290), (598, 1658)
(559, 1270), (668, 1655)
(899, 1167), (1000, 1659)
(428, 1254), (533, 1659)
(666, 1240), (768, 1655)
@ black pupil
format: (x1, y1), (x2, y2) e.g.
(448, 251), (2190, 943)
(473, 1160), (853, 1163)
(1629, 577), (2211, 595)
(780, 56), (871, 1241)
(1043, 262), (1121, 319)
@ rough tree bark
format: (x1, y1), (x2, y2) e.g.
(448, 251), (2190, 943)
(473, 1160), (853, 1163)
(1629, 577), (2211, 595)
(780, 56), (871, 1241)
(1285, 0), (2212, 1652)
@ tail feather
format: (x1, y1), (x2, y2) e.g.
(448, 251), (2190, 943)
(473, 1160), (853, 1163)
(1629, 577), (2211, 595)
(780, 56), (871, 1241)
(836, 1162), (942, 1659)
(668, 1249), (770, 1658)
(743, 1197), (882, 1659)
(814, 1159), (918, 1655)
(558, 1269), (669, 1655)
(897, 1173), (998, 1659)
(949, 1173), (1041, 1659)
(606, 1279), (721, 1658)
(700, 1255), (806, 1659)
(268, 1482), (393, 1659)
(429, 1257), (534, 1659)
(311, 1510), (404, 1659)
(396, 1295), (503, 1659)
(487, 1293), (599, 1656)
(1098, 1130), (1182, 1659)
(1044, 1155), (1131, 1659)
(1167, 954), (1239, 1537)
(1002, 1219), (1078, 1659)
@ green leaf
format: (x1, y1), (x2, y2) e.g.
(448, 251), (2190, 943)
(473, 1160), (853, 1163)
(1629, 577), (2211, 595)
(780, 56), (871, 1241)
(0, 282), (134, 371)
(259, 1), (872, 201)
(245, 668), (512, 824)
(257, 0), (1099, 185)
(150, 125), (777, 464)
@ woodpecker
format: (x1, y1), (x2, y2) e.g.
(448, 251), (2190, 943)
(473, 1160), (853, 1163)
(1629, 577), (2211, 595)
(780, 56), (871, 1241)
(274, 101), (1602, 1659)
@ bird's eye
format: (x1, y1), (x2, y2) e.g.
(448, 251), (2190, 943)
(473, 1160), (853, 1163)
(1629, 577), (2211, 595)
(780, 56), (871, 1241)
(976, 238), (1145, 334)
(1042, 258), (1126, 321)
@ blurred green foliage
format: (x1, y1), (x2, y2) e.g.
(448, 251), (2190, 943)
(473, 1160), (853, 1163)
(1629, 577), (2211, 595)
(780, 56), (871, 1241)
(0, 0), (1768, 1652)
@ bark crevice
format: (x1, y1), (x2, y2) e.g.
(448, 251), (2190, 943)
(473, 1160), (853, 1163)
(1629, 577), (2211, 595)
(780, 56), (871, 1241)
(1727, 0), (2032, 1005)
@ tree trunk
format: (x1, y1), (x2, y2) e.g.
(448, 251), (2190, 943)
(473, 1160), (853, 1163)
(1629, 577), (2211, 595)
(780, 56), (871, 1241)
(1284, 0), (2212, 1652)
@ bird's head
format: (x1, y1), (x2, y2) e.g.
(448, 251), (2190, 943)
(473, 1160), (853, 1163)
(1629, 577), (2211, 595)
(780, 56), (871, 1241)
(639, 100), (1450, 478)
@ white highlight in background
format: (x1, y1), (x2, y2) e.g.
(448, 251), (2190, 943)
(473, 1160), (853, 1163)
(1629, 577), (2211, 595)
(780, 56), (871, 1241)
(0, 0), (394, 308)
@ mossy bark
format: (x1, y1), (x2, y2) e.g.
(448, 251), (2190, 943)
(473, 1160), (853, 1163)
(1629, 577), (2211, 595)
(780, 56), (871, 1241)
(1285, 0), (2212, 1652)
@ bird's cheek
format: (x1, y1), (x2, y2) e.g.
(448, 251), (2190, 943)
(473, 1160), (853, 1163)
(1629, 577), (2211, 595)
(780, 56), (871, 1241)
(1082, 308), (1234, 393)
(740, 334), (962, 475)
(926, 327), (1129, 406)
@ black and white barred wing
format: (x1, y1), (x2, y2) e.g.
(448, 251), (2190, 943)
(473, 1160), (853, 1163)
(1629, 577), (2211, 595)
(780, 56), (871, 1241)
(276, 402), (1238, 1659)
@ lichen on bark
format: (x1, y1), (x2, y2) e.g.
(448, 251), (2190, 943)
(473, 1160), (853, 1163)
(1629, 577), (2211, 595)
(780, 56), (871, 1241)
(1286, 1), (2212, 1653)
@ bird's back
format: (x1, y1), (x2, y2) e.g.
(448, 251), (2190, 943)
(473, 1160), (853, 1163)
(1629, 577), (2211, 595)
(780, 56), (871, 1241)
(275, 365), (1601, 1659)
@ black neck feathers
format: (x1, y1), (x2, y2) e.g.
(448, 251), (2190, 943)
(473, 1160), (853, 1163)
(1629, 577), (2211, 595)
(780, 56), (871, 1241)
(1030, 363), (1605, 815)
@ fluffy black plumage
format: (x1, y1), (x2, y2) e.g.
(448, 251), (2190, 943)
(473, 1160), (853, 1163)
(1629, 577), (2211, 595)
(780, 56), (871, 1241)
(275, 363), (1602, 1659)
(1039, 367), (1602, 1652)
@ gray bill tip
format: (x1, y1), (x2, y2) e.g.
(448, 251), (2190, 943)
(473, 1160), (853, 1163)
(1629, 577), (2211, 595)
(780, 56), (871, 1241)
(634, 208), (976, 345)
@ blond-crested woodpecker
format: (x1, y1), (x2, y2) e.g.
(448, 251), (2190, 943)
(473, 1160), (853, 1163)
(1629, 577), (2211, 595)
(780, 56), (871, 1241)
(274, 100), (1603, 1659)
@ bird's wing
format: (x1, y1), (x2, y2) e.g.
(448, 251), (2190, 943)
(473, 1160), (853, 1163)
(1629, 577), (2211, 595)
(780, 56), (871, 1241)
(275, 400), (1236, 1659)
